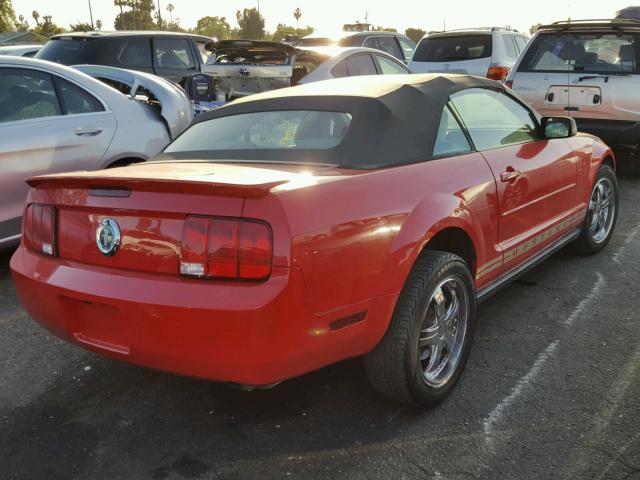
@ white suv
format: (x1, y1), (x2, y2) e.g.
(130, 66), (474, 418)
(409, 27), (529, 81)
(506, 19), (640, 172)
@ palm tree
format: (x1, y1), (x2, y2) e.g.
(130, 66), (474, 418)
(293, 7), (301, 29)
(166, 3), (174, 24)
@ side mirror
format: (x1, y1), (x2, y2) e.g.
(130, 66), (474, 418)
(542, 116), (577, 139)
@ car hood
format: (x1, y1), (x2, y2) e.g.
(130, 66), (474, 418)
(73, 64), (193, 139)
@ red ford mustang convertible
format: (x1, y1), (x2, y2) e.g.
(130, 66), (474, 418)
(11, 75), (618, 406)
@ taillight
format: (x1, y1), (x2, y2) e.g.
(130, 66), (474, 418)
(24, 204), (57, 256)
(180, 216), (272, 280)
(487, 65), (510, 82)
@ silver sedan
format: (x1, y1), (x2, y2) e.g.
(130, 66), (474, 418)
(0, 57), (192, 248)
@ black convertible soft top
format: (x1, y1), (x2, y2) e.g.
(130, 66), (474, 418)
(172, 74), (507, 169)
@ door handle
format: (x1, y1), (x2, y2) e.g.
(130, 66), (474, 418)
(500, 168), (521, 182)
(75, 127), (102, 137)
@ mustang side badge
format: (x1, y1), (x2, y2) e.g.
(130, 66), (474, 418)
(96, 218), (121, 256)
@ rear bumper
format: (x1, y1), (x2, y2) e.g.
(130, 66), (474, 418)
(575, 119), (640, 153)
(10, 247), (397, 385)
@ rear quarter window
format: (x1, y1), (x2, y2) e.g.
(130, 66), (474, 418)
(413, 34), (492, 62)
(36, 38), (102, 64)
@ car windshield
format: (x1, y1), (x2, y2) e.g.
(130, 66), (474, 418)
(36, 38), (101, 64)
(165, 110), (352, 154)
(523, 33), (637, 73)
(413, 34), (492, 62)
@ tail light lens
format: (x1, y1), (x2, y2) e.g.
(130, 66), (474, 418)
(487, 65), (511, 82)
(24, 204), (57, 256)
(180, 216), (272, 280)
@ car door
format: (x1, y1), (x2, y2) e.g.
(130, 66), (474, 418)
(152, 37), (198, 82)
(0, 67), (116, 240)
(450, 88), (578, 273)
(111, 36), (155, 74)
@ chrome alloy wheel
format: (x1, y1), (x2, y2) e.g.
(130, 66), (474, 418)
(588, 177), (616, 244)
(418, 276), (469, 388)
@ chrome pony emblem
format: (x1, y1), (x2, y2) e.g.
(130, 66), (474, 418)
(96, 219), (121, 256)
(239, 67), (250, 77)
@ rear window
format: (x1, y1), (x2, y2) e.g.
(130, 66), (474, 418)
(214, 47), (289, 65)
(522, 33), (637, 73)
(165, 111), (352, 152)
(36, 38), (102, 65)
(298, 37), (334, 47)
(413, 34), (492, 62)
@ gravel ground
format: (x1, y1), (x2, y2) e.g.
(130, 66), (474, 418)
(1, 178), (639, 480)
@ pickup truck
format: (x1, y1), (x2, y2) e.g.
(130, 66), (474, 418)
(36, 31), (213, 83)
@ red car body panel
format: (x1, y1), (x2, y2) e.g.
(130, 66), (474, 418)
(11, 137), (612, 385)
(10, 79), (615, 386)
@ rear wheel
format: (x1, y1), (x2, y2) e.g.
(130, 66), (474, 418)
(364, 250), (476, 406)
(575, 164), (618, 254)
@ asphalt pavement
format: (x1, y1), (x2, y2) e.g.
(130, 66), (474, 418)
(2, 178), (640, 480)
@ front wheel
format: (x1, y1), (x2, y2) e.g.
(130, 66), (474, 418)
(575, 164), (618, 254)
(364, 250), (476, 406)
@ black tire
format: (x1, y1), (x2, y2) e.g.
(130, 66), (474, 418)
(364, 250), (476, 406)
(574, 164), (619, 254)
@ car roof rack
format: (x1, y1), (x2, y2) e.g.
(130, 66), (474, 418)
(539, 18), (640, 30)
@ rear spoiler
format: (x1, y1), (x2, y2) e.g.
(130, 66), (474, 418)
(26, 175), (287, 199)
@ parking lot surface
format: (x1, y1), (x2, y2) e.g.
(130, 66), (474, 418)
(2, 179), (640, 480)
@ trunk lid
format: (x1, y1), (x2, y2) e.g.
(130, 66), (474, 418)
(202, 40), (295, 99)
(29, 162), (324, 275)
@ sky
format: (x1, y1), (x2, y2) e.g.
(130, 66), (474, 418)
(10, 0), (638, 35)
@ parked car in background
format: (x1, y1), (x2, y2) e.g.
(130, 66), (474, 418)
(506, 19), (640, 172)
(0, 56), (192, 249)
(11, 74), (618, 407)
(410, 27), (528, 81)
(203, 40), (410, 102)
(36, 31), (213, 82)
(298, 31), (416, 63)
(0, 44), (42, 57)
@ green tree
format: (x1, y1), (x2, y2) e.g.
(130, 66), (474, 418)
(96, 19), (102, 30)
(271, 23), (312, 43)
(192, 16), (231, 40)
(166, 3), (174, 23)
(0, 0), (16, 31)
(405, 27), (426, 44)
(32, 12), (65, 37)
(15, 14), (29, 31)
(114, 0), (155, 30)
(70, 21), (94, 32)
(293, 7), (301, 29)
(236, 8), (265, 39)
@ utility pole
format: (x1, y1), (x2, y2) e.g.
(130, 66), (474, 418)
(88, 0), (94, 29)
(157, 0), (162, 27)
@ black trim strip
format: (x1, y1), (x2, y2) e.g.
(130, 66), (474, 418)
(476, 228), (581, 303)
